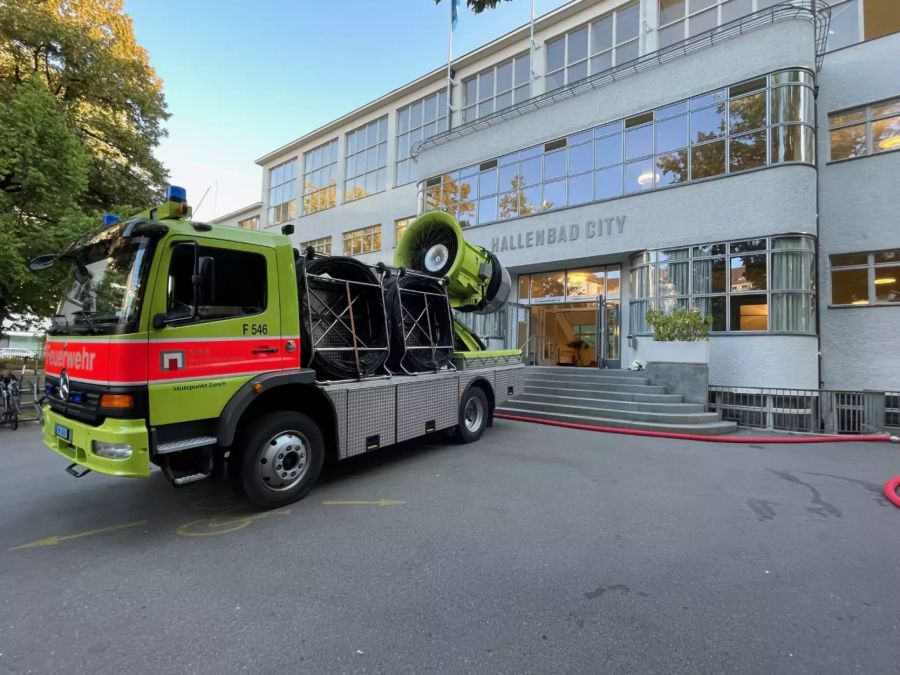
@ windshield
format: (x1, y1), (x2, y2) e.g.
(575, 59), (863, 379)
(50, 234), (155, 335)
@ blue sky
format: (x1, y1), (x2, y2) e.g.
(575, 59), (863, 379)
(124, 0), (567, 220)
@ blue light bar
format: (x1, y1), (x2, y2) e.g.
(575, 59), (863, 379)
(166, 185), (187, 203)
(102, 213), (120, 227)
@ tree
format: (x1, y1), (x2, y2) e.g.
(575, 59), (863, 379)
(0, 78), (92, 331)
(0, 0), (168, 331)
(0, 0), (170, 210)
(433, 0), (513, 13)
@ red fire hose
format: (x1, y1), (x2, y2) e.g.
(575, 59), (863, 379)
(493, 412), (895, 444)
(884, 476), (900, 509)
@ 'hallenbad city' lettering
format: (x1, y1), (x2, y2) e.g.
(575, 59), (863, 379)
(46, 345), (97, 371)
(491, 215), (626, 253)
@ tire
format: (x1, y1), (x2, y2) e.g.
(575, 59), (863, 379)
(233, 411), (325, 509)
(454, 386), (489, 443)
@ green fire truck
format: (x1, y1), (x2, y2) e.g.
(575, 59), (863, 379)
(32, 186), (522, 507)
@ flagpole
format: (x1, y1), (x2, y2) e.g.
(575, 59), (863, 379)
(446, 0), (454, 130)
(530, 0), (536, 80)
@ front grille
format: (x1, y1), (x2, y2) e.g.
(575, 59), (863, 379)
(45, 376), (147, 426)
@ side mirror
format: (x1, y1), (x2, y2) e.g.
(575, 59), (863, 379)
(27, 254), (57, 271)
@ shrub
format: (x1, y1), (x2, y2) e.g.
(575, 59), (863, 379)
(645, 308), (711, 341)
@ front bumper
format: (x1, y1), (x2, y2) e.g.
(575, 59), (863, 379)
(42, 408), (151, 478)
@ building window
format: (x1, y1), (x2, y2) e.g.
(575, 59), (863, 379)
(518, 266), (621, 303)
(629, 235), (816, 334)
(238, 216), (259, 231)
(267, 159), (297, 225)
(345, 117), (387, 202)
(343, 225), (382, 256)
(420, 70), (814, 226)
(394, 216), (415, 247)
(828, 97), (900, 161)
(823, 0), (900, 50)
(830, 249), (900, 305)
(545, 4), (639, 91)
(660, 0), (788, 48)
(396, 91), (448, 186)
(462, 52), (531, 123)
(302, 139), (338, 215)
(299, 236), (332, 255)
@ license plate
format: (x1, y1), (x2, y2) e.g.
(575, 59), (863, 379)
(55, 424), (71, 441)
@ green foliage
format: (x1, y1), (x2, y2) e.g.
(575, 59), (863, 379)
(0, 79), (95, 329)
(0, 0), (169, 330)
(433, 0), (513, 14)
(645, 308), (712, 342)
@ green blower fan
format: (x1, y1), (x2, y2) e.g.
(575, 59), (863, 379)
(394, 210), (510, 314)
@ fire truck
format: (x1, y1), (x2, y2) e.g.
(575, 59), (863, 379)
(31, 186), (523, 508)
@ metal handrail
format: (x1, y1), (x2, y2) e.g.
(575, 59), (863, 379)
(412, 1), (828, 159)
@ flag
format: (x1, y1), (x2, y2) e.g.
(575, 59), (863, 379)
(451, 0), (460, 31)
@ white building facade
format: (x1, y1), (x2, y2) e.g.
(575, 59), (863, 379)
(243, 0), (899, 393)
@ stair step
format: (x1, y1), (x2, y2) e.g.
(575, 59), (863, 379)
(525, 378), (668, 394)
(524, 374), (652, 386)
(506, 399), (724, 425)
(515, 392), (705, 414)
(523, 385), (685, 404)
(526, 367), (647, 378)
(496, 406), (738, 436)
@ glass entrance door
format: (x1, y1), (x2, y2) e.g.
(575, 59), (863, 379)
(528, 302), (600, 367)
(602, 299), (621, 369)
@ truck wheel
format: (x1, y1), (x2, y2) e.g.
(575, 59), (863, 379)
(234, 411), (325, 509)
(454, 387), (489, 443)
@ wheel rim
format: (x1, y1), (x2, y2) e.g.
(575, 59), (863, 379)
(463, 396), (485, 433)
(257, 430), (309, 492)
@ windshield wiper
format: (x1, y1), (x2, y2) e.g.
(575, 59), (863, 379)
(72, 310), (101, 334)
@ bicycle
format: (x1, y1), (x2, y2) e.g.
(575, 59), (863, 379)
(0, 373), (22, 431)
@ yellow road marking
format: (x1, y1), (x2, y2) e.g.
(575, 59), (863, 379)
(10, 519), (147, 551)
(176, 508), (290, 537)
(321, 499), (406, 507)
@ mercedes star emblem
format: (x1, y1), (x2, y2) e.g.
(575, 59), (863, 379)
(59, 369), (70, 401)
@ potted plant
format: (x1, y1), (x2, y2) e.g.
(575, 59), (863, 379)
(634, 308), (712, 403)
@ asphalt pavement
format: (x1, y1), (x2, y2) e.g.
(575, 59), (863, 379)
(1, 420), (899, 674)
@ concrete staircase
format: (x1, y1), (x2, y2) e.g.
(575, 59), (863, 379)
(497, 366), (737, 435)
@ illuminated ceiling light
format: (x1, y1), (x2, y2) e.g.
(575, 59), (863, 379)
(878, 135), (900, 150)
(874, 277), (896, 285)
(851, 300), (869, 305)
(637, 171), (659, 186)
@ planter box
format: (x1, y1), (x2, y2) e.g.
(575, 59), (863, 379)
(639, 339), (709, 364)
(633, 338), (710, 404)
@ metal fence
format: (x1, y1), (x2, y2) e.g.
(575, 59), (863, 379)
(708, 387), (900, 435)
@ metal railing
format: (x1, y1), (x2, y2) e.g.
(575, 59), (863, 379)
(708, 386), (899, 434)
(412, 2), (828, 159)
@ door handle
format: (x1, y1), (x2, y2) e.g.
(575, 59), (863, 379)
(252, 346), (279, 354)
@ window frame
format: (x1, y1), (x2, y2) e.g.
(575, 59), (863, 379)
(344, 116), (388, 203)
(163, 240), (270, 327)
(299, 236), (332, 255)
(394, 216), (415, 248)
(462, 51), (531, 123)
(302, 139), (338, 216)
(544, 3), (640, 92)
(267, 158), (298, 226)
(629, 235), (817, 335)
(342, 224), (382, 256)
(420, 69), (814, 228)
(396, 91), (448, 187)
(829, 249), (900, 306)
(237, 216), (259, 231)
(828, 96), (900, 162)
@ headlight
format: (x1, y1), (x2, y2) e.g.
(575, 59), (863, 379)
(92, 441), (133, 460)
